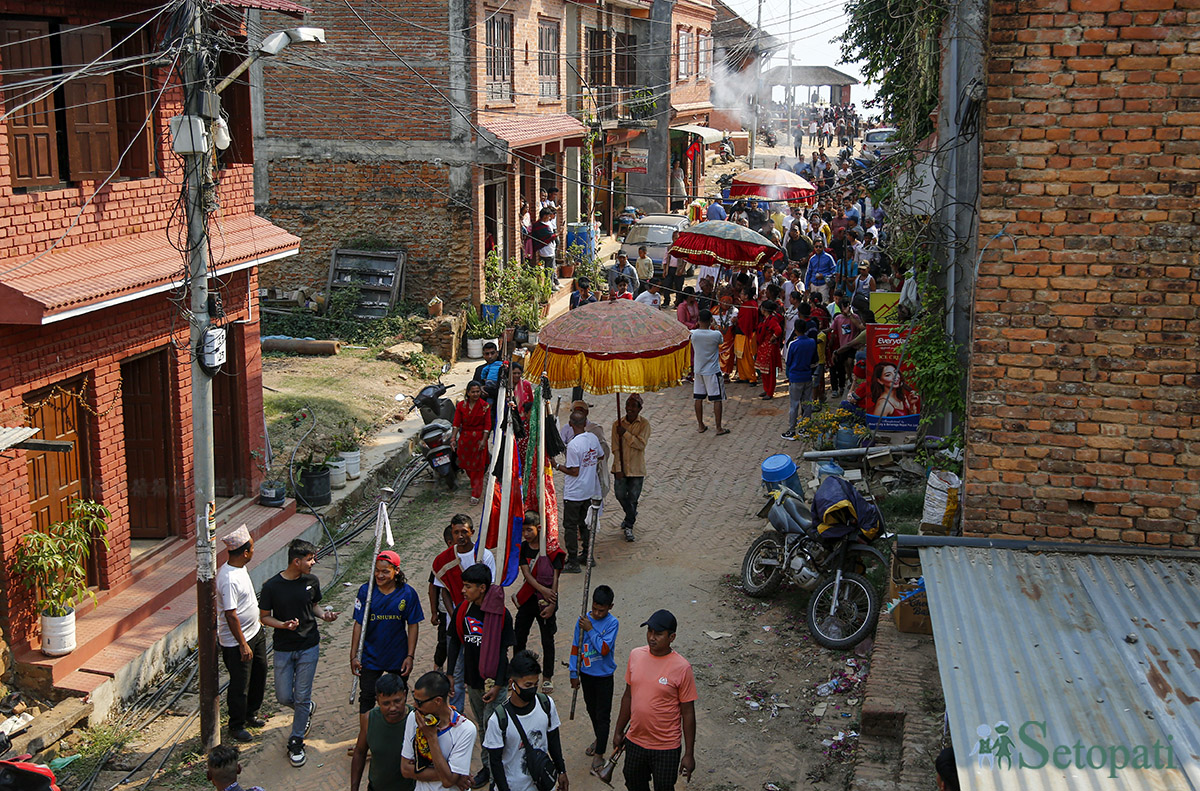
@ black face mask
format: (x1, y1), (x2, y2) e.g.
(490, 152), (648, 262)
(510, 683), (538, 703)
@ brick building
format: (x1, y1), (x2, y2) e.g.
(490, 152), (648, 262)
(963, 0), (1199, 545)
(0, 0), (298, 658)
(253, 0), (586, 307)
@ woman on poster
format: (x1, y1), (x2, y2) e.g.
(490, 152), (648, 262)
(867, 362), (920, 418)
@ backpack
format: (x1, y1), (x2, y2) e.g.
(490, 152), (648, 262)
(494, 694), (558, 791)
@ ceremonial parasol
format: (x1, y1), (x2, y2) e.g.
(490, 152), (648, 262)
(730, 167), (817, 203)
(526, 299), (691, 394)
(667, 219), (782, 270)
(526, 298), (689, 718)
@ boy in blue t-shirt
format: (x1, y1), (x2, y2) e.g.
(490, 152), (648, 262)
(569, 584), (620, 773)
(351, 550), (424, 739)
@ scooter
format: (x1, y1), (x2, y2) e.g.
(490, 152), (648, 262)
(718, 134), (735, 163)
(398, 364), (458, 488)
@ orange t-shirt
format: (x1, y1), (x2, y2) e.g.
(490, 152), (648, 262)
(624, 646), (698, 750)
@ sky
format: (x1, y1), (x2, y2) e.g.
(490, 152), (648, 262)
(720, 0), (879, 108)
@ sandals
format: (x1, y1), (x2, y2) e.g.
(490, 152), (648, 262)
(586, 741), (597, 757)
(716, 428), (731, 436)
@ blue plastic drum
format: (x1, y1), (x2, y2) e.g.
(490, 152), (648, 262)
(566, 222), (594, 259)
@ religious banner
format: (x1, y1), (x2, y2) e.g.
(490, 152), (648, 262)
(862, 324), (922, 431)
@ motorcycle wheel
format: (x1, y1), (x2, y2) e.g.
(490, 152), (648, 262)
(806, 571), (879, 650)
(741, 531), (784, 598)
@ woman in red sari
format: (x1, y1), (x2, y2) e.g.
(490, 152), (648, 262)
(450, 380), (493, 503)
(755, 300), (783, 400)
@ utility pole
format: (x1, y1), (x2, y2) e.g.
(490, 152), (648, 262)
(748, 0), (763, 169)
(182, 0), (220, 752)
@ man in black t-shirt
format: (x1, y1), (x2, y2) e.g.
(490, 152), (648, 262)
(259, 539), (339, 768)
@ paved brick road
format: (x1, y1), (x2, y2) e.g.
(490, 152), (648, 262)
(222, 377), (804, 791)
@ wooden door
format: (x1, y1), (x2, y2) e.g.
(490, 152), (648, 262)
(122, 352), (173, 539)
(211, 330), (244, 498)
(25, 385), (97, 586)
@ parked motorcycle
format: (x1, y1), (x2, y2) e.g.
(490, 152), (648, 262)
(741, 474), (888, 650)
(401, 363), (457, 488)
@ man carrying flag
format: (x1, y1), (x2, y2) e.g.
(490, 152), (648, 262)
(432, 514), (495, 712)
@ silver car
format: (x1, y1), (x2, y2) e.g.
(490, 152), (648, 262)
(861, 127), (898, 160)
(618, 214), (692, 277)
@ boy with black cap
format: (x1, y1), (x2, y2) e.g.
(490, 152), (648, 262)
(613, 609), (697, 791)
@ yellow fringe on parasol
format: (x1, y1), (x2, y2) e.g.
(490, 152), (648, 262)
(526, 344), (691, 394)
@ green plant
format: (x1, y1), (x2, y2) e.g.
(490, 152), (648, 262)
(483, 252), (551, 328)
(629, 87), (658, 119)
(12, 500), (111, 617)
(325, 285), (361, 320)
(408, 351), (446, 380)
(569, 245), (606, 294)
(464, 305), (499, 340)
(329, 419), (369, 453)
(250, 448), (283, 481)
(293, 451), (329, 475)
(839, 0), (946, 145)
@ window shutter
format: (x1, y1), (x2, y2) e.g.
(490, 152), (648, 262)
(114, 28), (154, 179)
(61, 25), (120, 181)
(0, 20), (60, 187)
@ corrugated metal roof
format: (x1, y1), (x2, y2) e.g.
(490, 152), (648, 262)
(214, 0), (311, 18)
(762, 65), (861, 87)
(0, 214), (300, 323)
(0, 427), (38, 451)
(920, 546), (1200, 791)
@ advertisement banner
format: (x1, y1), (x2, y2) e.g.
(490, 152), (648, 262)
(869, 291), (901, 323)
(615, 148), (649, 174)
(862, 324), (922, 431)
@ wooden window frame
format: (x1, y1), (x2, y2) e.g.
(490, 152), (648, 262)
(538, 21), (559, 100)
(677, 28), (692, 81)
(485, 13), (514, 102)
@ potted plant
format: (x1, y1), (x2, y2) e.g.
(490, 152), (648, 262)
(464, 305), (495, 358)
(13, 499), (111, 656)
(331, 420), (368, 480)
(293, 452), (332, 507)
(327, 452), (348, 490)
(252, 449), (287, 507)
(629, 87), (658, 120)
(428, 296), (443, 318)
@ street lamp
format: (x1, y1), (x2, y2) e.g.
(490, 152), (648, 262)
(213, 26), (325, 94)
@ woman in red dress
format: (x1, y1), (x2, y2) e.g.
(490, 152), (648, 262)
(755, 300), (783, 400)
(450, 380), (493, 503)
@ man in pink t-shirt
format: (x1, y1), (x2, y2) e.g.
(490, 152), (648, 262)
(612, 610), (697, 790)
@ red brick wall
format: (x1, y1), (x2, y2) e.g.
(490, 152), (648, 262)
(671, 0), (715, 109)
(0, 271), (263, 645)
(963, 0), (1200, 546)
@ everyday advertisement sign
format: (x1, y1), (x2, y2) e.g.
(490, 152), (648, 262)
(863, 324), (922, 431)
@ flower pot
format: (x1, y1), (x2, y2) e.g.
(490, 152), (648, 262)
(342, 449), (362, 479)
(428, 297), (443, 318)
(484, 337), (499, 351)
(41, 610), (76, 657)
(328, 457), (348, 489)
(558, 263), (575, 278)
(298, 466), (332, 507)
(466, 338), (484, 358)
(259, 480), (286, 508)
(527, 330), (540, 347)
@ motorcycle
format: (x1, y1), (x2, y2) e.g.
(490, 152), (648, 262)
(401, 363), (458, 488)
(741, 475), (888, 650)
(762, 126), (777, 148)
(718, 134), (735, 163)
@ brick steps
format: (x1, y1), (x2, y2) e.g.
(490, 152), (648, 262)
(15, 499), (306, 688)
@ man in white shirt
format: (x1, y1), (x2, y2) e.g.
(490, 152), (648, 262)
(482, 651), (567, 791)
(217, 525), (267, 743)
(554, 411), (605, 573)
(690, 312), (728, 435)
(402, 671), (477, 791)
(634, 279), (663, 308)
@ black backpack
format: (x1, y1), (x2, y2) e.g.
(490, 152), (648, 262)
(495, 694), (558, 791)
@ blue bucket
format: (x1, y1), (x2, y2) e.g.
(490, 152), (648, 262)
(762, 453), (801, 493)
(480, 304), (501, 323)
(817, 461), (844, 483)
(834, 427), (859, 450)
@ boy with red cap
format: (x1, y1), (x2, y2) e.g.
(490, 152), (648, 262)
(351, 549), (424, 742)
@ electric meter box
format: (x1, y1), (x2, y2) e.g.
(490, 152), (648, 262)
(169, 115), (209, 155)
(200, 326), (227, 369)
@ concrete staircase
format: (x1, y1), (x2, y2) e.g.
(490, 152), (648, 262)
(13, 498), (321, 723)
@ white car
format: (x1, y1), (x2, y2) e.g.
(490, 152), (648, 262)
(862, 127), (898, 159)
(618, 214), (692, 277)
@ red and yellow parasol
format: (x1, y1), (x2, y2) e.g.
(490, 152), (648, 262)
(526, 299), (690, 394)
(668, 219), (782, 270)
(730, 168), (817, 203)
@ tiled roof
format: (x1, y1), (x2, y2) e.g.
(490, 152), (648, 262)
(214, 0), (312, 17)
(479, 114), (587, 151)
(0, 214), (300, 324)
